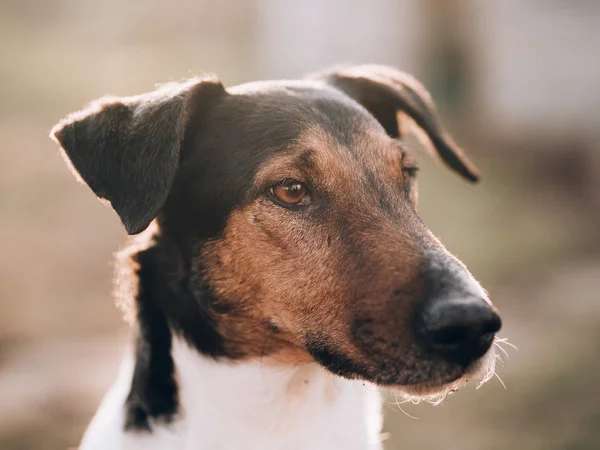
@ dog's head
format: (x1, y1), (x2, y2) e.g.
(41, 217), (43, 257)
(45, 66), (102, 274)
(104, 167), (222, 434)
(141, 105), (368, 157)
(51, 65), (501, 398)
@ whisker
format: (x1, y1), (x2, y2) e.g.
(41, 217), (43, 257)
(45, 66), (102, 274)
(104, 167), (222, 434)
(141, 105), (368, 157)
(392, 395), (419, 420)
(494, 372), (507, 390)
(396, 379), (465, 407)
(430, 394), (447, 406)
(494, 342), (510, 362)
(477, 352), (497, 390)
(494, 336), (517, 351)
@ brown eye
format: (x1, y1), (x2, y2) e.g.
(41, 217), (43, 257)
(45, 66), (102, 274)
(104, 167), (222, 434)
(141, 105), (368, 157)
(270, 180), (310, 206)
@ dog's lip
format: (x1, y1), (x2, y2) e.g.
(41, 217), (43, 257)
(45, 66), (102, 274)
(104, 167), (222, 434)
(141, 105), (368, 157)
(388, 379), (459, 393)
(382, 367), (474, 401)
(382, 369), (465, 390)
(373, 348), (496, 393)
(390, 348), (498, 398)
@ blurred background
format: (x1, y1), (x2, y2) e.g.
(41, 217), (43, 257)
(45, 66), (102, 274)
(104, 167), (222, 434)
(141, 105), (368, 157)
(1, 0), (599, 449)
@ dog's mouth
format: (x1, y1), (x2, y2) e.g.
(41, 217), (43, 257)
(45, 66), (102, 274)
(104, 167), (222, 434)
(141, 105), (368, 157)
(305, 336), (512, 403)
(389, 347), (500, 405)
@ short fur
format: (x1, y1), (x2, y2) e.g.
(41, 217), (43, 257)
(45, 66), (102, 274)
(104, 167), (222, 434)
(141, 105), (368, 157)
(50, 65), (502, 450)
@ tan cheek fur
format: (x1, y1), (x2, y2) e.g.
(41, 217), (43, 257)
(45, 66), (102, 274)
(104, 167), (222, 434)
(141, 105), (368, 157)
(202, 203), (353, 361)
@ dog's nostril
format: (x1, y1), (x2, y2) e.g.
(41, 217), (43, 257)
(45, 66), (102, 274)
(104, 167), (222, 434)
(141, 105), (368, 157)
(418, 296), (502, 365)
(429, 325), (467, 347)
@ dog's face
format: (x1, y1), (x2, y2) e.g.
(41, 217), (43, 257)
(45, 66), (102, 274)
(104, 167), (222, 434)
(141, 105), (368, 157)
(52, 66), (501, 398)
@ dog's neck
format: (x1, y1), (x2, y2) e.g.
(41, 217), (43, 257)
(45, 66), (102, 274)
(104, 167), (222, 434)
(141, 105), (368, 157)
(170, 338), (382, 449)
(81, 337), (383, 450)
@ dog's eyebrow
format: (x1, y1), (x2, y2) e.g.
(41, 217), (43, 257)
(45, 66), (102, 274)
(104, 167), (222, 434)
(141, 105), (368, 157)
(253, 148), (317, 190)
(292, 149), (319, 173)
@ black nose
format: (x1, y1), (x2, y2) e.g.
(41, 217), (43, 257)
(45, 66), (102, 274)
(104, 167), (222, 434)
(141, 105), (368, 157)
(418, 296), (502, 365)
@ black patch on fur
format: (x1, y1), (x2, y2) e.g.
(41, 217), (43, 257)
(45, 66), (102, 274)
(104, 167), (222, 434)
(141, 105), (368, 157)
(124, 248), (178, 431)
(296, 149), (317, 172)
(305, 336), (367, 379)
(351, 317), (375, 339)
(266, 321), (281, 334)
(124, 242), (227, 431)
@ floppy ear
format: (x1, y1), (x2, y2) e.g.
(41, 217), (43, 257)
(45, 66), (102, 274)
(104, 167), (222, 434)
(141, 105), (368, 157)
(51, 77), (226, 234)
(312, 65), (480, 182)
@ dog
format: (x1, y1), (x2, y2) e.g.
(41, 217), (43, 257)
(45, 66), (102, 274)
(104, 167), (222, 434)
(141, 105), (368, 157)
(51, 65), (503, 450)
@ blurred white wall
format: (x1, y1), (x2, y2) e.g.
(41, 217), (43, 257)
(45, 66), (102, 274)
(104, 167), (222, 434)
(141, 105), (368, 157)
(473, 1), (600, 136)
(255, 0), (421, 78)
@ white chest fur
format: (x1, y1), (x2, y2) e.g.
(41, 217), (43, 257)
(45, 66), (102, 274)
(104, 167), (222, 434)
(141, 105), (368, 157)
(80, 338), (384, 450)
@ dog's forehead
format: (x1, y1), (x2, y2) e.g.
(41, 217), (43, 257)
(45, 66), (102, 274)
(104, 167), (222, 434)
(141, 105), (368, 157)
(191, 79), (396, 172)
(225, 79), (386, 145)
